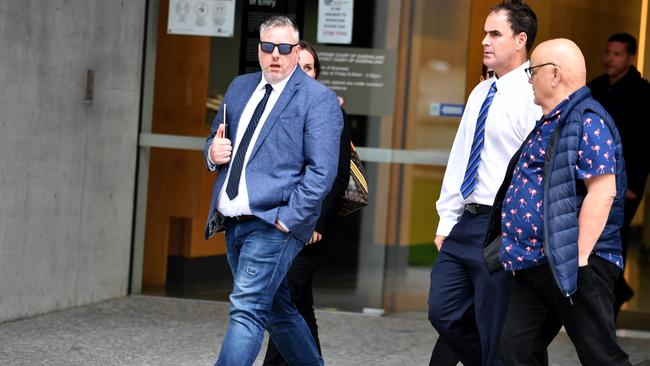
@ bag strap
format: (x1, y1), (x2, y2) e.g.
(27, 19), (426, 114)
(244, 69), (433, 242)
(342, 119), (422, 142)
(348, 142), (368, 193)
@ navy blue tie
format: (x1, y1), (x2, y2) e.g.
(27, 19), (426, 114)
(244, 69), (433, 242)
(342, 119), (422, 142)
(226, 83), (273, 200)
(460, 81), (497, 199)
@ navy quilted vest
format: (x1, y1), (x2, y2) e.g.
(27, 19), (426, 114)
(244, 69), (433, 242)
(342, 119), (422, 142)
(543, 86), (626, 297)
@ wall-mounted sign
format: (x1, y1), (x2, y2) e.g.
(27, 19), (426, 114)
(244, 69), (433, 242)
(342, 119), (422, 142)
(168, 0), (235, 37)
(317, 46), (396, 117)
(429, 103), (465, 117)
(238, 1), (304, 74)
(317, 0), (354, 44)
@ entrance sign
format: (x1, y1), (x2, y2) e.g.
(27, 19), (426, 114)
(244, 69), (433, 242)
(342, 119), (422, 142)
(317, 46), (397, 117)
(168, 0), (235, 37)
(317, 0), (354, 44)
(429, 103), (465, 117)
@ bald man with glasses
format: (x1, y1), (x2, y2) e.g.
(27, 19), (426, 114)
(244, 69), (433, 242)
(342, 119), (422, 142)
(497, 38), (631, 366)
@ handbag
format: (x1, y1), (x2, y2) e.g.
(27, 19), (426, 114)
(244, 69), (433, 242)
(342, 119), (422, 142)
(338, 142), (369, 216)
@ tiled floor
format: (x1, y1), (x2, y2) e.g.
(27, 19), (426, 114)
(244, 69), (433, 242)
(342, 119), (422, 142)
(1, 295), (649, 366)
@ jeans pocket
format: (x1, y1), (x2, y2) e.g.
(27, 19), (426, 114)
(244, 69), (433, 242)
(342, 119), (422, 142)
(272, 225), (291, 237)
(263, 223), (291, 243)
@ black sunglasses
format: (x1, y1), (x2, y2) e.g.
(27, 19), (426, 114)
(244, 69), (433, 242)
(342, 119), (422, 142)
(524, 62), (557, 78)
(259, 42), (298, 55)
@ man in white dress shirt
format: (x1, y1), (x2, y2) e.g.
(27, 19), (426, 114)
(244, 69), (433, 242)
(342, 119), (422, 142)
(427, 1), (541, 365)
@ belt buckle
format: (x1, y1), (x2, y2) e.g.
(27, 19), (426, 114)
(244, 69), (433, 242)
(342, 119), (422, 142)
(466, 204), (477, 215)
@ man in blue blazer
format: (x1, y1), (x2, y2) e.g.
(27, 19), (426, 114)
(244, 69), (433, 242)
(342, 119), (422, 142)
(204, 16), (342, 366)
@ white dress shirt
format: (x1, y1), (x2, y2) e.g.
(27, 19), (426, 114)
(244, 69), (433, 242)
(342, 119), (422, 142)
(215, 67), (296, 218)
(436, 61), (542, 236)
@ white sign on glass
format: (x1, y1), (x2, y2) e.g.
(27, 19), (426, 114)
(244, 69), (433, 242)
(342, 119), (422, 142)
(317, 0), (354, 44)
(168, 0), (235, 37)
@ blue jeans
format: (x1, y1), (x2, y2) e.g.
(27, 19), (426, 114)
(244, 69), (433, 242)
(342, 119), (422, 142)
(215, 218), (324, 366)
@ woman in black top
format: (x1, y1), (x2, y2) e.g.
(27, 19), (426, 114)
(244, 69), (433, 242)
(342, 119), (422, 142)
(263, 41), (352, 366)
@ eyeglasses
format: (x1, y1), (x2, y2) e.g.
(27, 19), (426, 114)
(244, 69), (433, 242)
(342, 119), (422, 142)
(259, 42), (298, 55)
(525, 62), (557, 78)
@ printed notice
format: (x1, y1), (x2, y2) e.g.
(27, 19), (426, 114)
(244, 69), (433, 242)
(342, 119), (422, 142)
(317, 0), (354, 44)
(317, 46), (396, 117)
(168, 0), (235, 37)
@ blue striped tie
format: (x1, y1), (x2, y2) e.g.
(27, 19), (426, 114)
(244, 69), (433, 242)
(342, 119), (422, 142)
(460, 81), (497, 199)
(226, 84), (273, 200)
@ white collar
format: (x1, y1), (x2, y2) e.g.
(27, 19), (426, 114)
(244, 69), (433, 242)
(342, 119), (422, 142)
(259, 65), (298, 94)
(493, 61), (530, 92)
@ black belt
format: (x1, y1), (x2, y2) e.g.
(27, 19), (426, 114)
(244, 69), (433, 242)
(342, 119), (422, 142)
(229, 215), (256, 222)
(464, 203), (491, 215)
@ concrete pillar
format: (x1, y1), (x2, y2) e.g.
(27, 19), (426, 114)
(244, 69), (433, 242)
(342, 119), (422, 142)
(0, 0), (146, 321)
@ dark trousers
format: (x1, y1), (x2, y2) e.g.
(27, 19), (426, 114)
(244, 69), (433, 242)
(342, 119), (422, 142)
(263, 255), (325, 365)
(614, 196), (642, 316)
(621, 196), (641, 260)
(500, 255), (631, 366)
(430, 333), (461, 366)
(428, 211), (510, 366)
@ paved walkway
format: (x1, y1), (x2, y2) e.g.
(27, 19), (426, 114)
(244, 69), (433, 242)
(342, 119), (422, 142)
(0, 295), (649, 365)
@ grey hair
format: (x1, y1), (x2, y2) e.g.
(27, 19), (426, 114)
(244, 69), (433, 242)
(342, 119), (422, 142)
(259, 16), (299, 42)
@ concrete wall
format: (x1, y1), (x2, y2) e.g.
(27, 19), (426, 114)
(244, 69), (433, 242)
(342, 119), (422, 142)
(0, 0), (145, 321)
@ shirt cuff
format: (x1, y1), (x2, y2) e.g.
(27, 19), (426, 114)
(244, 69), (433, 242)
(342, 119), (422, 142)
(436, 218), (457, 237)
(206, 155), (217, 171)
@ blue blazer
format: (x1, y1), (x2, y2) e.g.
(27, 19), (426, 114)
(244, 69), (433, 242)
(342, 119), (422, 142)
(204, 68), (343, 243)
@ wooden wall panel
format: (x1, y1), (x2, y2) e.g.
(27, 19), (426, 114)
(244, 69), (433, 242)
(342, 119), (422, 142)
(142, 0), (225, 286)
(466, 1), (494, 99)
(467, 0), (642, 96)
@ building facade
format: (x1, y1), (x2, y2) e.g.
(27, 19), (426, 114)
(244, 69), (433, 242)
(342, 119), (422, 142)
(1, 0), (649, 329)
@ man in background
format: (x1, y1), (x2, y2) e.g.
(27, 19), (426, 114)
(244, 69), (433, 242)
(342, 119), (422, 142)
(588, 32), (650, 316)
